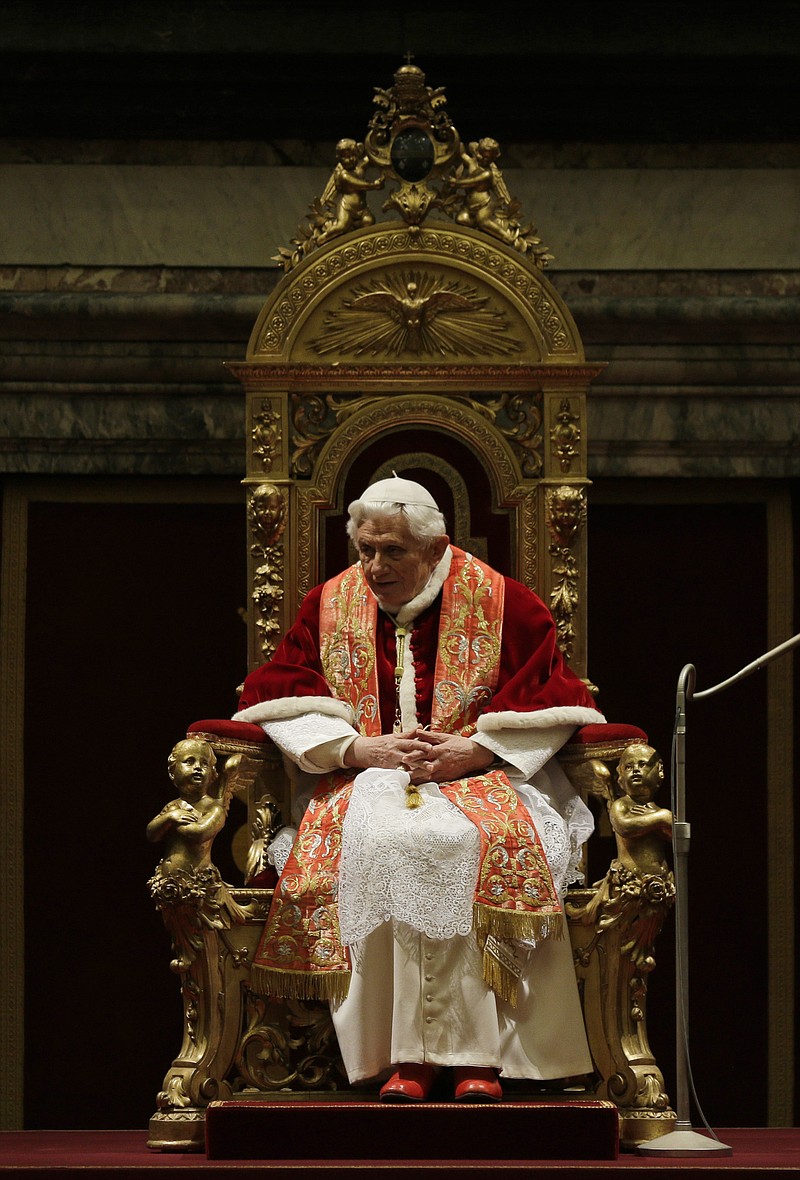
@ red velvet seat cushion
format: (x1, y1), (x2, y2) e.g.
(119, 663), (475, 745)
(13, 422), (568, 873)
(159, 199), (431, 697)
(187, 718), (268, 744)
(569, 723), (648, 746)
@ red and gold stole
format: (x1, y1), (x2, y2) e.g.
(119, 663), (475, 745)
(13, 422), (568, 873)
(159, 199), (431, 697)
(251, 550), (561, 1005)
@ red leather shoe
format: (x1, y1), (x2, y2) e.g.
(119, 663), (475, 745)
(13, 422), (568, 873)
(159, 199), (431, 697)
(453, 1066), (503, 1102)
(379, 1062), (436, 1103)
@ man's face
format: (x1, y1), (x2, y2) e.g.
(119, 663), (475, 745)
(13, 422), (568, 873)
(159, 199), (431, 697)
(355, 514), (448, 613)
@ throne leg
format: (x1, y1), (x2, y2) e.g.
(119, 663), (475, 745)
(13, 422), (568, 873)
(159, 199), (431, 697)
(568, 887), (676, 1147)
(147, 921), (261, 1151)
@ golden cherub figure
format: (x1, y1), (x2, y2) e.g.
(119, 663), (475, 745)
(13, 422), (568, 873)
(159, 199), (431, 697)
(147, 738), (226, 874)
(611, 743), (673, 876)
(565, 743), (675, 969)
(445, 138), (553, 265)
(316, 138), (384, 245)
(147, 737), (260, 972)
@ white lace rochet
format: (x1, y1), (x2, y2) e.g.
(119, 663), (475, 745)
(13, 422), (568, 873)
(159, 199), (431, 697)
(336, 767), (589, 949)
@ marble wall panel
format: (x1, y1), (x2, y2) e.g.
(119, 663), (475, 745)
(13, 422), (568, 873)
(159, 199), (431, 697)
(587, 395), (800, 478)
(0, 392), (245, 475)
(3, 164), (799, 271)
(1, 267), (797, 479)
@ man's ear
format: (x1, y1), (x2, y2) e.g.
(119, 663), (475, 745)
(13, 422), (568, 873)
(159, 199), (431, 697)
(431, 535), (450, 563)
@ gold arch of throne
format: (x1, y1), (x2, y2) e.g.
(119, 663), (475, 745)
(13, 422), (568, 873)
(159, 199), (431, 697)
(229, 219), (600, 678)
(147, 64), (676, 1154)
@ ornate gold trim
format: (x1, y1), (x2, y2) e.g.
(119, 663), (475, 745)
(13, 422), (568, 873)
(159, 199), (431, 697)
(247, 483), (288, 664)
(545, 484), (588, 661)
(248, 225), (585, 363)
(293, 395), (530, 603)
(229, 362), (603, 386)
(273, 63), (552, 272)
(551, 398), (582, 474)
(287, 388), (545, 483)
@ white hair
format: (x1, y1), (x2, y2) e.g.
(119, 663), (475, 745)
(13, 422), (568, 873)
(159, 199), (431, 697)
(346, 498), (447, 544)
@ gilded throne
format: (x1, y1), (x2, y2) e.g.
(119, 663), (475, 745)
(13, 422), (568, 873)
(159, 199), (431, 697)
(146, 63), (676, 1151)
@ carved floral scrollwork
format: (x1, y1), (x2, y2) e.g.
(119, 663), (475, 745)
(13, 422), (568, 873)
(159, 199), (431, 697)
(498, 393), (544, 478)
(148, 864), (241, 975)
(236, 994), (347, 1092)
(458, 392), (543, 478)
(252, 400), (282, 472)
(290, 392), (383, 477)
(545, 484), (586, 660)
(577, 862), (677, 978)
(248, 483), (287, 663)
(551, 399), (581, 473)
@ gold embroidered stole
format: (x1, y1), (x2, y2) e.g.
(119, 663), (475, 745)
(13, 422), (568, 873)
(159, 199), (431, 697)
(319, 564), (382, 736)
(432, 549), (504, 735)
(251, 770), (354, 1002)
(252, 550), (562, 1005)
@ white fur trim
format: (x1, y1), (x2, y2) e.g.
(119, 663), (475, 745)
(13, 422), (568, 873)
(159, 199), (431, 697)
(476, 706), (605, 733)
(233, 696), (355, 725)
(394, 546), (452, 627)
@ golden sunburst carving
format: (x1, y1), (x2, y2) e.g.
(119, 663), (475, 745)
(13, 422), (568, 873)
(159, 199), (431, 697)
(310, 270), (522, 359)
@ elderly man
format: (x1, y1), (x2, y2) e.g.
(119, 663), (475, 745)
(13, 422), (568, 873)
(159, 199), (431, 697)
(235, 476), (604, 1102)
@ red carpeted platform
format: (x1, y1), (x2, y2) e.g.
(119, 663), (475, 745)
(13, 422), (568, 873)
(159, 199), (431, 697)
(0, 1127), (799, 1176)
(205, 1098), (619, 1160)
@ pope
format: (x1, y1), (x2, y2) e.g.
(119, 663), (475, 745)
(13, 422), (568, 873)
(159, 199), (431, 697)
(234, 476), (604, 1102)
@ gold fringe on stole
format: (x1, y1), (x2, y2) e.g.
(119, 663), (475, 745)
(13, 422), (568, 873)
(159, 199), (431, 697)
(472, 900), (564, 944)
(250, 963), (352, 1004)
(474, 902), (564, 1008)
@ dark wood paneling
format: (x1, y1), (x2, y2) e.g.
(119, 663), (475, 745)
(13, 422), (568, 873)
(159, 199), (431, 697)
(23, 491), (246, 1130)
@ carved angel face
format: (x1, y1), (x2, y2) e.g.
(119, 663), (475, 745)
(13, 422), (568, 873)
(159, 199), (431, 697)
(168, 739), (216, 797)
(355, 514), (449, 613)
(618, 743), (663, 801)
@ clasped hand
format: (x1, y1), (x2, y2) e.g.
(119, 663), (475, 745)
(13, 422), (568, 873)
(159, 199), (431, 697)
(343, 728), (493, 784)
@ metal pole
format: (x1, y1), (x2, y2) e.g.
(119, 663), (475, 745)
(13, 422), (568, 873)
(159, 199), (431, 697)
(640, 633), (800, 1156)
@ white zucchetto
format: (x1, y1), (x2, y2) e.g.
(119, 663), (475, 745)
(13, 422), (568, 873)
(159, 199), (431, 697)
(359, 473), (439, 509)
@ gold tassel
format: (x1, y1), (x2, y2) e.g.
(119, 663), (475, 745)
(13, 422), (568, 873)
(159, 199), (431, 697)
(405, 781), (424, 809)
(482, 943), (519, 1008)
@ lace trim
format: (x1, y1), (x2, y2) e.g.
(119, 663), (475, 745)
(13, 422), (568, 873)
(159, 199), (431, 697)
(336, 764), (592, 950)
(338, 769), (481, 945)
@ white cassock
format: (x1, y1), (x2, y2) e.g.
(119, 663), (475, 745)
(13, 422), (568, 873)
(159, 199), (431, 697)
(262, 711), (596, 1084)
